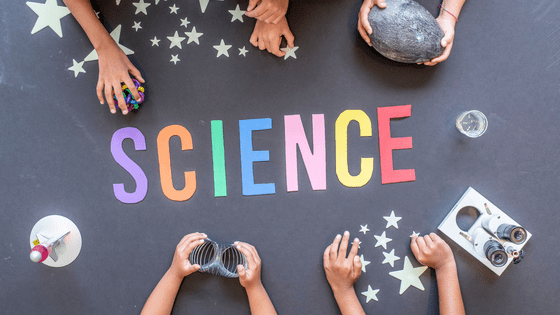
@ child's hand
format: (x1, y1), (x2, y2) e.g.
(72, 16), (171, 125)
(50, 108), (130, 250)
(96, 41), (145, 115)
(246, 0), (289, 25)
(235, 242), (264, 290)
(419, 15), (456, 66)
(168, 232), (207, 280)
(323, 232), (362, 293)
(250, 17), (294, 57)
(357, 0), (387, 46)
(410, 233), (455, 270)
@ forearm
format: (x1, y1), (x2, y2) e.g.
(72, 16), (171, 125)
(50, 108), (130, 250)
(246, 284), (278, 315)
(62, 0), (116, 50)
(140, 270), (183, 315)
(332, 287), (366, 315)
(435, 262), (465, 315)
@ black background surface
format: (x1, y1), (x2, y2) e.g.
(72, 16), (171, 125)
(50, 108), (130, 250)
(1, 0), (559, 314)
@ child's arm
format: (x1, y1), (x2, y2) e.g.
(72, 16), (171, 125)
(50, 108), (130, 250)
(410, 233), (466, 315)
(249, 17), (294, 57)
(323, 232), (365, 315)
(140, 233), (207, 315)
(235, 241), (278, 315)
(246, 0), (289, 25)
(62, 0), (144, 115)
(421, 0), (466, 66)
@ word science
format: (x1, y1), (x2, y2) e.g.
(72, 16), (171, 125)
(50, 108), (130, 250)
(110, 106), (416, 204)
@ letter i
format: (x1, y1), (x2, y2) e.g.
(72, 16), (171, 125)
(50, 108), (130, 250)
(211, 120), (227, 197)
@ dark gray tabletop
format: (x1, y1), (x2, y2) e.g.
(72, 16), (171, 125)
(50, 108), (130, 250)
(1, 0), (559, 314)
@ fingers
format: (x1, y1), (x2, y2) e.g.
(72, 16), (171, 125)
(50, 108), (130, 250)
(353, 255), (362, 278)
(177, 232), (207, 252)
(415, 234), (427, 250)
(284, 27), (295, 48)
(349, 237), (360, 259)
(357, 20), (372, 46)
(270, 36), (284, 57)
(96, 81), (104, 105)
(104, 85), (117, 114)
(329, 234), (341, 260)
(337, 231), (350, 259)
(377, 0), (387, 9)
(237, 264), (247, 278)
(123, 76), (141, 103)
(258, 37), (266, 50)
(359, 7), (373, 35)
(113, 82), (128, 115)
(271, 14), (283, 25)
(428, 232), (440, 243)
(429, 41), (452, 65)
(235, 242), (260, 270)
(129, 66), (145, 84)
(250, 31), (258, 47)
(423, 235), (434, 249)
(410, 235), (420, 257)
(247, 0), (260, 12)
(260, 11), (276, 24)
(246, 3), (268, 18)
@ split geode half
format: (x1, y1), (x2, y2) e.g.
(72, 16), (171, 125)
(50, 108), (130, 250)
(368, 0), (445, 63)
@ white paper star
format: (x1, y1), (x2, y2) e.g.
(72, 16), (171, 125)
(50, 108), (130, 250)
(281, 46), (298, 60)
(199, 0), (209, 13)
(238, 46), (248, 56)
(150, 36), (160, 46)
(383, 211), (402, 229)
(84, 25), (133, 62)
(359, 254), (370, 273)
(389, 256), (428, 295)
(170, 54), (180, 65)
(359, 224), (370, 235)
(180, 17), (190, 28)
(167, 31), (185, 49)
(95, 11), (100, 18)
(169, 4), (179, 14)
(229, 4), (245, 22)
(410, 231), (420, 238)
(132, 21), (142, 32)
(374, 231), (392, 250)
(68, 59), (85, 77)
(26, 0), (71, 37)
(213, 39), (232, 57)
(361, 285), (380, 303)
(133, 0), (151, 15)
(382, 249), (401, 267)
(184, 27), (203, 45)
(116, 0), (121, 5)
(154, 0), (160, 4)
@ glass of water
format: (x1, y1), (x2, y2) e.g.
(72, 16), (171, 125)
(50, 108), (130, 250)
(456, 110), (488, 138)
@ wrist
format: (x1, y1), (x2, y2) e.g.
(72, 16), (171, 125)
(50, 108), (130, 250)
(244, 282), (265, 294)
(331, 284), (355, 297)
(435, 258), (457, 273)
(165, 267), (185, 282)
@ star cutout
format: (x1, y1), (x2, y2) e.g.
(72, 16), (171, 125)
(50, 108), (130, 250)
(281, 46), (299, 60)
(84, 25), (133, 62)
(150, 36), (160, 46)
(359, 224), (370, 235)
(170, 54), (180, 65)
(184, 27), (203, 45)
(199, 0), (209, 13)
(132, 21), (142, 32)
(68, 59), (85, 77)
(229, 4), (245, 22)
(132, 0), (151, 15)
(169, 4), (179, 14)
(95, 11), (100, 18)
(26, 0), (71, 37)
(180, 17), (190, 28)
(116, 0), (121, 5)
(359, 254), (370, 273)
(213, 39), (232, 57)
(383, 211), (402, 229)
(374, 231), (392, 250)
(167, 31), (185, 49)
(410, 231), (420, 238)
(238, 46), (248, 56)
(382, 249), (401, 267)
(361, 285), (380, 303)
(389, 256), (428, 294)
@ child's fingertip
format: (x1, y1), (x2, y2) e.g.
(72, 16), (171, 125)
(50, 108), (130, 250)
(111, 109), (116, 114)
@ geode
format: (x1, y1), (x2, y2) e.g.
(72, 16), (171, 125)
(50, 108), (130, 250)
(368, 0), (445, 63)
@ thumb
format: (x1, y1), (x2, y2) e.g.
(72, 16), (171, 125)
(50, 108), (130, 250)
(441, 31), (453, 47)
(237, 265), (246, 278)
(353, 255), (362, 277)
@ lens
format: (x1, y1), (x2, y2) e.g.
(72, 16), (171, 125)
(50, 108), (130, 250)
(484, 240), (508, 267)
(496, 224), (527, 244)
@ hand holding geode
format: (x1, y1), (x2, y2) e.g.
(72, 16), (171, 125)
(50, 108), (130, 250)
(368, 0), (445, 63)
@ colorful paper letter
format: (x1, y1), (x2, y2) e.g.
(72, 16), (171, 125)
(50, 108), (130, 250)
(284, 114), (326, 191)
(377, 105), (415, 184)
(211, 120), (227, 197)
(111, 127), (148, 204)
(239, 118), (275, 196)
(157, 125), (197, 201)
(335, 110), (374, 187)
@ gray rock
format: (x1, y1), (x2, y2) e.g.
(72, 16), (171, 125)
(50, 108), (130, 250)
(368, 0), (445, 63)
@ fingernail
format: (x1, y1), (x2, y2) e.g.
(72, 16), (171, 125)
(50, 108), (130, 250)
(336, 234), (341, 239)
(123, 110), (128, 115)
(354, 238), (359, 242)
(236, 245), (241, 249)
(344, 231), (349, 236)
(111, 109), (116, 114)
(202, 233), (207, 237)
(199, 239), (204, 243)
